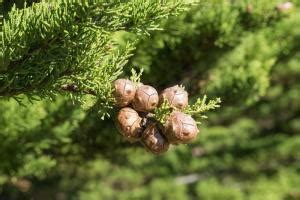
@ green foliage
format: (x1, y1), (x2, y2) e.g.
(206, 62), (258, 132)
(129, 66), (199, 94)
(184, 95), (221, 122)
(154, 95), (221, 124)
(0, 96), (84, 184)
(130, 68), (144, 85)
(0, 0), (188, 117)
(153, 100), (172, 124)
(129, 0), (294, 104)
(1, 0), (300, 199)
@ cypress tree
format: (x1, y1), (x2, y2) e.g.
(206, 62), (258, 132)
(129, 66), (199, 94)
(1, 0), (299, 199)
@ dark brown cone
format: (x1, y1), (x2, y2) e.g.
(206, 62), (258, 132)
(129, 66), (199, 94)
(113, 79), (136, 107)
(116, 107), (142, 142)
(132, 85), (159, 112)
(159, 85), (188, 110)
(141, 123), (169, 155)
(164, 111), (199, 144)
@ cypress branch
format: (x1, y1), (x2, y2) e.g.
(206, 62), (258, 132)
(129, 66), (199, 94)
(0, 0), (189, 117)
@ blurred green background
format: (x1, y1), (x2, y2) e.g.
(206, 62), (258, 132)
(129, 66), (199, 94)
(1, 1), (300, 199)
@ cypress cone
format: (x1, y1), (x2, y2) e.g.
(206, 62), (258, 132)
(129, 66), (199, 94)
(159, 85), (188, 110)
(141, 123), (169, 154)
(116, 107), (143, 142)
(164, 111), (199, 144)
(113, 79), (137, 107)
(133, 85), (159, 112)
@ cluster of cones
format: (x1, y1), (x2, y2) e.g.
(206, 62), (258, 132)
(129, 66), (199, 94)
(113, 79), (199, 154)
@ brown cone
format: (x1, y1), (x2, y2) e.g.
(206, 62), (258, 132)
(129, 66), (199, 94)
(141, 123), (169, 154)
(159, 85), (188, 110)
(116, 107), (142, 142)
(164, 111), (199, 144)
(133, 85), (159, 112)
(113, 79), (136, 107)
